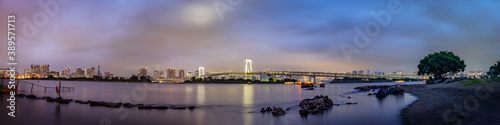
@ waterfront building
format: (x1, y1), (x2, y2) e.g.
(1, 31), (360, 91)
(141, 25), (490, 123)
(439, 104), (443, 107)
(198, 67), (205, 77)
(167, 68), (176, 79)
(48, 71), (59, 78)
(90, 67), (96, 77)
(160, 71), (164, 78)
(179, 68), (185, 79)
(139, 67), (148, 77)
(65, 67), (71, 78)
(104, 71), (114, 78)
(154, 70), (160, 79)
(23, 69), (32, 78)
(41, 64), (50, 77)
(76, 68), (84, 78)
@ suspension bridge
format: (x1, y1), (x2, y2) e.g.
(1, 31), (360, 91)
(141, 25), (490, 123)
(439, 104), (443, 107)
(197, 59), (424, 82)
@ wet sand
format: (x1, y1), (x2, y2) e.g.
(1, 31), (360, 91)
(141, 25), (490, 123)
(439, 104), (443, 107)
(400, 81), (500, 125)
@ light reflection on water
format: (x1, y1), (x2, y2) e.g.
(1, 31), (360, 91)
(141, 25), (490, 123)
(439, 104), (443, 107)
(0, 80), (424, 125)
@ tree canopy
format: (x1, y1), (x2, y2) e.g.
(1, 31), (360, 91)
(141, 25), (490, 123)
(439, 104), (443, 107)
(488, 61), (500, 78)
(417, 51), (466, 79)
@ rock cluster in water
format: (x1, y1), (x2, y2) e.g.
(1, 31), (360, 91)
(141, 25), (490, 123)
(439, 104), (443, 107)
(260, 106), (287, 116)
(355, 85), (404, 98)
(299, 95), (334, 116)
(15, 94), (196, 110)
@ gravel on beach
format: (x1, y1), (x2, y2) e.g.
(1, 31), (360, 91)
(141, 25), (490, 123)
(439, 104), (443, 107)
(400, 81), (500, 125)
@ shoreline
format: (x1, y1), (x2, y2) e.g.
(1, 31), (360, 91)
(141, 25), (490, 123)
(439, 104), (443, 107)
(400, 81), (500, 125)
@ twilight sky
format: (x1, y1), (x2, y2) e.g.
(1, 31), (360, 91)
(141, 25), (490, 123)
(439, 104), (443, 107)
(1, 0), (500, 77)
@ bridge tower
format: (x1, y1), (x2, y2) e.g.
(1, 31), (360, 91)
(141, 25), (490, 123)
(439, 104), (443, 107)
(245, 59), (252, 79)
(245, 59), (252, 73)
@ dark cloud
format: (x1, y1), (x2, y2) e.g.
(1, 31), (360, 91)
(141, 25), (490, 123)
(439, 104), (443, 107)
(1, 0), (499, 76)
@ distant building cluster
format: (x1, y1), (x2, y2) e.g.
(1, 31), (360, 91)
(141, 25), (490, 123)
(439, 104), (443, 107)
(16, 64), (114, 79)
(139, 67), (187, 80)
(347, 70), (386, 75)
(22, 64), (56, 78)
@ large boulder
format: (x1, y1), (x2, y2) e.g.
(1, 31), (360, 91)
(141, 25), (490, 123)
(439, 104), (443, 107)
(299, 95), (333, 116)
(272, 107), (286, 116)
(319, 84), (325, 87)
(376, 89), (387, 98)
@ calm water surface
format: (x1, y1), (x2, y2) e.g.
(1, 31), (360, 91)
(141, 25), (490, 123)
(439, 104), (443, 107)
(0, 80), (424, 125)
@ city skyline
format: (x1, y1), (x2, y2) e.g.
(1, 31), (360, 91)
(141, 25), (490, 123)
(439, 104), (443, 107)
(1, 0), (500, 77)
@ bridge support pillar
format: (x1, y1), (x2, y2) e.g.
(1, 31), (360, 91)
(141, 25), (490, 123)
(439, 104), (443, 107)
(310, 76), (316, 83)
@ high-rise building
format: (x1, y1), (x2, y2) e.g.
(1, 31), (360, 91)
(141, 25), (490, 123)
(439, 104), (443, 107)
(187, 71), (193, 78)
(41, 64), (50, 77)
(24, 69), (32, 78)
(154, 70), (160, 79)
(352, 71), (357, 75)
(160, 71), (164, 78)
(358, 70), (364, 75)
(167, 68), (176, 79)
(179, 68), (185, 79)
(104, 71), (114, 79)
(97, 65), (101, 77)
(198, 67), (205, 77)
(84, 69), (90, 78)
(90, 67), (96, 77)
(76, 68), (84, 77)
(31, 64), (41, 77)
(139, 67), (147, 77)
(65, 67), (71, 78)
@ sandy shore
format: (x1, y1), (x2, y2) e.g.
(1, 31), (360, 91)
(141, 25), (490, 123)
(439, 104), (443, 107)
(400, 81), (500, 125)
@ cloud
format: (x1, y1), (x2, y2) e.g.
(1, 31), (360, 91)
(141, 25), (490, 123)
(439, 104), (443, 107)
(0, 0), (499, 77)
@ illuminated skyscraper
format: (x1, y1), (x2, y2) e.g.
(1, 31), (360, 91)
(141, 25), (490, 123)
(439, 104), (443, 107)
(160, 71), (164, 78)
(31, 64), (41, 77)
(76, 68), (84, 77)
(24, 69), (32, 78)
(65, 67), (71, 78)
(167, 68), (176, 79)
(179, 68), (185, 79)
(139, 67), (148, 77)
(198, 67), (205, 77)
(84, 69), (90, 78)
(154, 70), (160, 79)
(187, 71), (193, 77)
(41, 64), (50, 77)
(90, 67), (96, 77)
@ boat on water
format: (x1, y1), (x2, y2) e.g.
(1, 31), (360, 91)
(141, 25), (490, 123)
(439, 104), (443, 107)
(301, 83), (314, 88)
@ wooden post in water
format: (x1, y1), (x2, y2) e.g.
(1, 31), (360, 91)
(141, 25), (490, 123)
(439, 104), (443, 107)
(58, 80), (61, 98)
(15, 79), (20, 92)
(31, 84), (34, 93)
